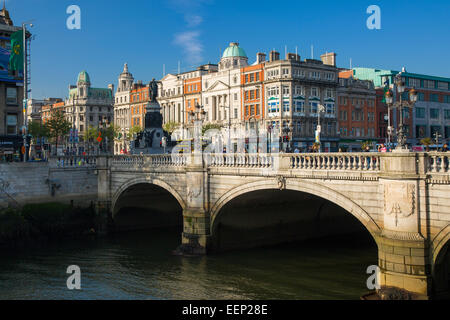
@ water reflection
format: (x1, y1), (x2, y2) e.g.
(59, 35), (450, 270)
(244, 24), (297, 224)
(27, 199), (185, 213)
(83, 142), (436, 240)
(0, 228), (376, 300)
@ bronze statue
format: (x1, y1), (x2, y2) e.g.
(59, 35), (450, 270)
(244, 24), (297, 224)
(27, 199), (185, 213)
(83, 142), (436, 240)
(149, 78), (159, 102)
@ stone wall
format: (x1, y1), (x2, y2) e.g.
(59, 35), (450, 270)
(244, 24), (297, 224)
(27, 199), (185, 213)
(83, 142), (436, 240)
(0, 162), (98, 208)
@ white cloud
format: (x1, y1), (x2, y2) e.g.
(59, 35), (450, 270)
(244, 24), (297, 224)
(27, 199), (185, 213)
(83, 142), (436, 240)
(173, 30), (203, 65)
(185, 14), (203, 27)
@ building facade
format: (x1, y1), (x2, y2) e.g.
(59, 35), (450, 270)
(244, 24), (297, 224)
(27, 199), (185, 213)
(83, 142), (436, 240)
(65, 71), (114, 135)
(158, 42), (340, 152)
(263, 51), (339, 152)
(337, 72), (377, 151)
(0, 4), (28, 158)
(113, 63), (134, 154)
(353, 67), (450, 145)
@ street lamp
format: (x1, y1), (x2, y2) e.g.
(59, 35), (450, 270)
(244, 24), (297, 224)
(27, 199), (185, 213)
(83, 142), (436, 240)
(316, 104), (325, 153)
(188, 104), (206, 156)
(220, 104), (231, 153)
(384, 72), (418, 150)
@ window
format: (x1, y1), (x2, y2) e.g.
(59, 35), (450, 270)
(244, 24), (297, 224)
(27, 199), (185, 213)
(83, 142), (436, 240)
(309, 102), (318, 114)
(283, 101), (290, 112)
(430, 108), (440, 119)
(418, 92), (425, 101)
(310, 87), (319, 97)
(438, 82), (449, 91)
(205, 97), (209, 105)
(416, 107), (425, 119)
(368, 112), (375, 122)
(430, 94), (439, 102)
(416, 125), (427, 138)
(294, 101), (305, 113)
(255, 104), (260, 115)
(6, 114), (17, 134)
(6, 87), (17, 104)
(446, 126), (450, 139)
(424, 80), (435, 89)
(409, 78), (420, 88)
(256, 73), (260, 82)
(250, 73), (255, 82)
(325, 103), (335, 115)
(283, 86), (290, 95)
(234, 93), (238, 101)
(444, 109), (450, 119)
(234, 108), (238, 119)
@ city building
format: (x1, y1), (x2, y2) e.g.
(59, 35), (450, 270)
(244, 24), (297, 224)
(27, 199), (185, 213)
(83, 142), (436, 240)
(263, 51), (339, 152)
(158, 42), (340, 152)
(0, 4), (29, 158)
(337, 71), (377, 151)
(113, 63), (134, 154)
(64, 71), (114, 144)
(130, 81), (150, 129)
(353, 67), (450, 145)
(27, 98), (62, 124)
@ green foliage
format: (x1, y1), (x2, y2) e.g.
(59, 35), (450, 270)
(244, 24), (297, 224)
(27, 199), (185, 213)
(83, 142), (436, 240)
(84, 125), (99, 143)
(127, 125), (142, 140)
(102, 124), (120, 141)
(361, 141), (373, 151)
(163, 121), (180, 134)
(46, 110), (71, 146)
(0, 203), (96, 244)
(202, 123), (222, 135)
(28, 120), (49, 141)
(420, 137), (433, 146)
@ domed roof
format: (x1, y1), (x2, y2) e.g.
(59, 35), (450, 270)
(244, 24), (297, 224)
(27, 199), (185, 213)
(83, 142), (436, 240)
(77, 70), (91, 84)
(222, 42), (247, 58)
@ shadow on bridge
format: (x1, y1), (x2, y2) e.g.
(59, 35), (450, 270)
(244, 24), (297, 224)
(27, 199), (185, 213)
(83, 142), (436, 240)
(210, 189), (377, 254)
(112, 183), (183, 233)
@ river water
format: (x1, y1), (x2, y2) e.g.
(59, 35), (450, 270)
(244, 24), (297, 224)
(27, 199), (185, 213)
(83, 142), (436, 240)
(0, 229), (377, 300)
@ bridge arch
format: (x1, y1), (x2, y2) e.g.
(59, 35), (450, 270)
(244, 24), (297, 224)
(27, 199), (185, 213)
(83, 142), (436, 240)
(210, 178), (382, 241)
(111, 176), (186, 217)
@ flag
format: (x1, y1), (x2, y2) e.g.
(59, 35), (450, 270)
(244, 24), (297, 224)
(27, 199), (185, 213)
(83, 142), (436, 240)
(9, 30), (23, 71)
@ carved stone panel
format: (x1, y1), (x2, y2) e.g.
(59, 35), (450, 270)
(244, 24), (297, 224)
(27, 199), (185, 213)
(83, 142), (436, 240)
(383, 181), (418, 233)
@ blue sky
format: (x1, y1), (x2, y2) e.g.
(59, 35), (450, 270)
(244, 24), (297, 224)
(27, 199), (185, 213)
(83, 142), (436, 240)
(8, 0), (450, 99)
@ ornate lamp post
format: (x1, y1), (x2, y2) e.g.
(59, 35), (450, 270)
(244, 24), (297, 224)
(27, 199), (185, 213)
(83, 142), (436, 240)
(267, 123), (273, 154)
(384, 73), (418, 151)
(316, 104), (325, 153)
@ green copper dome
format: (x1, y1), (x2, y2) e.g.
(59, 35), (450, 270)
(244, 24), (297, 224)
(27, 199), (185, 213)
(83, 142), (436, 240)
(77, 70), (91, 84)
(222, 42), (247, 58)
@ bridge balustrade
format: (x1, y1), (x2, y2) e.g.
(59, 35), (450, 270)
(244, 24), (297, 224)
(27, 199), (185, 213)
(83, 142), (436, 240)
(50, 156), (97, 168)
(427, 153), (450, 173)
(287, 153), (381, 171)
(205, 153), (274, 168)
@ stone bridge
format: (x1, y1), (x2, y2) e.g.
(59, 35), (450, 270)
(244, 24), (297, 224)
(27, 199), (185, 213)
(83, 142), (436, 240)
(86, 151), (450, 299)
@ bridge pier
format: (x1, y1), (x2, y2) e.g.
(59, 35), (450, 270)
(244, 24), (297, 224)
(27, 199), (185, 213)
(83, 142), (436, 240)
(178, 208), (211, 255)
(377, 236), (431, 299)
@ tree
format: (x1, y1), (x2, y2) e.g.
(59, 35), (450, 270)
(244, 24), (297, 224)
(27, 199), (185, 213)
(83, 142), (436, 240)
(28, 120), (49, 142)
(126, 125), (142, 141)
(27, 120), (50, 158)
(163, 121), (180, 134)
(45, 110), (71, 155)
(202, 123), (222, 136)
(420, 137), (433, 152)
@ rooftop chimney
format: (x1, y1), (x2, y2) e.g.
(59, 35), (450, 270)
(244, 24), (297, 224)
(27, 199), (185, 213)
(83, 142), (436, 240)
(286, 53), (300, 61)
(269, 50), (280, 62)
(320, 52), (337, 67)
(256, 52), (266, 64)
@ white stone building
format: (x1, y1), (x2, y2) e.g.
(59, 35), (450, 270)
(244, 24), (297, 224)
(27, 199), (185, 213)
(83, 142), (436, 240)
(113, 63), (134, 154)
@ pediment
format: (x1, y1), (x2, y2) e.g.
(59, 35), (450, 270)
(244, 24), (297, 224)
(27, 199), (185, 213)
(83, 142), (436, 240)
(205, 80), (230, 92)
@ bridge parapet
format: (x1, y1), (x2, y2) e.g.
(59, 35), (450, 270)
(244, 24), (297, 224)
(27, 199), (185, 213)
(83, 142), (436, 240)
(286, 153), (381, 171)
(49, 156), (97, 168)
